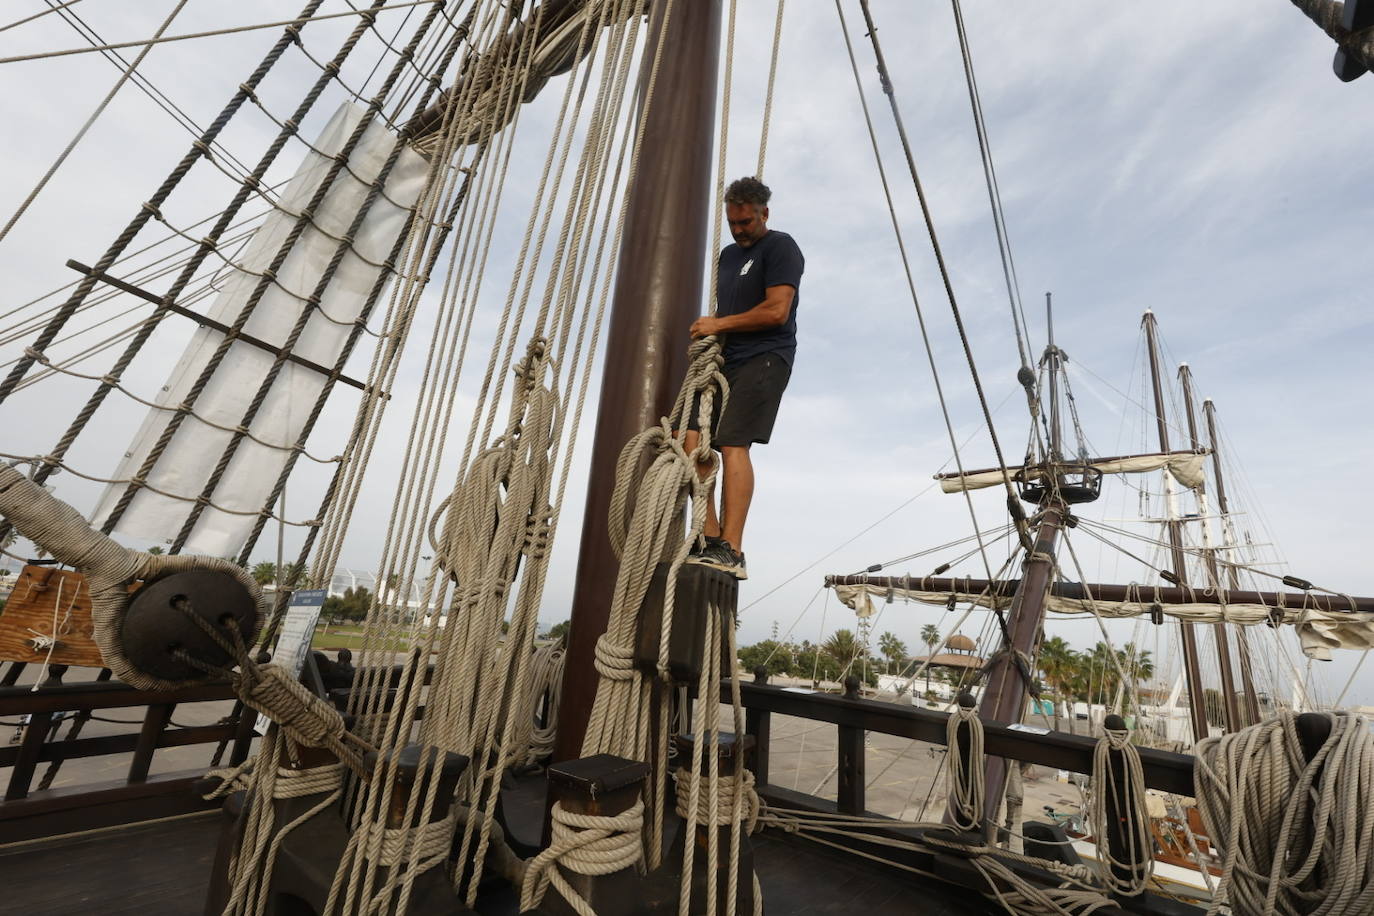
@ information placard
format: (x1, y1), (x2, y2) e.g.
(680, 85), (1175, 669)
(273, 588), (327, 679)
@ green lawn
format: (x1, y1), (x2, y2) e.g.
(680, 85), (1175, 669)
(310, 624), (410, 652)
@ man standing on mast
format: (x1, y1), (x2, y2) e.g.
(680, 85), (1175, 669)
(684, 176), (804, 580)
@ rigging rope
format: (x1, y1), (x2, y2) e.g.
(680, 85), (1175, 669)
(949, 0), (1033, 375)
(853, 0), (1025, 522)
(0, 0), (445, 66)
(0, 0), (190, 247)
(833, 0), (1005, 586)
(0, 0), (85, 35)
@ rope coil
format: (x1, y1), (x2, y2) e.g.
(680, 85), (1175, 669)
(1194, 711), (1374, 915)
(945, 702), (985, 831)
(1088, 726), (1151, 896)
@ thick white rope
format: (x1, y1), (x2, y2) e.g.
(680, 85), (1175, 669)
(521, 643), (565, 765)
(326, 4), (664, 911)
(1194, 711), (1374, 915)
(673, 766), (760, 835)
(755, 0), (785, 180)
(221, 730), (347, 916)
(519, 798), (646, 916)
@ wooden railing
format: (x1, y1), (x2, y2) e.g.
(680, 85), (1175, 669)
(729, 673), (1196, 814)
(1, 660), (1196, 851)
(0, 664), (256, 843)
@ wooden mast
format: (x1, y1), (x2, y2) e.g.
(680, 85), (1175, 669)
(1178, 364), (1243, 731)
(1142, 311), (1211, 744)
(974, 298), (1066, 827)
(553, 0), (723, 763)
(1204, 397), (1264, 725)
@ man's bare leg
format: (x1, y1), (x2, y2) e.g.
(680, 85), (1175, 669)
(719, 444), (754, 551)
(681, 429), (722, 538)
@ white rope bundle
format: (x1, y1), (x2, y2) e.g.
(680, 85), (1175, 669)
(581, 337), (727, 761)
(370, 814), (456, 870)
(270, 762), (345, 799)
(519, 798), (646, 916)
(327, 3), (671, 911)
(0, 463), (266, 690)
(203, 758), (257, 801)
(1194, 711), (1374, 915)
(945, 702), (985, 831)
(1088, 726), (1151, 896)
(673, 766), (761, 835)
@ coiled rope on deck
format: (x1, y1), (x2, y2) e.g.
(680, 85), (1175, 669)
(1194, 711), (1374, 916)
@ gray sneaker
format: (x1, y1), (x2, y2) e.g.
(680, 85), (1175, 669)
(690, 534), (726, 557)
(689, 541), (748, 580)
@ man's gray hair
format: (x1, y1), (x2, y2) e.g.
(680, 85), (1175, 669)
(724, 176), (771, 208)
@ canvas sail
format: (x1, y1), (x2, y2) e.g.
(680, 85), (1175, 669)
(92, 103), (429, 557)
(936, 450), (1208, 493)
(832, 582), (1374, 660)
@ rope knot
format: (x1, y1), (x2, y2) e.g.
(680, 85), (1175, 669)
(520, 799), (645, 914)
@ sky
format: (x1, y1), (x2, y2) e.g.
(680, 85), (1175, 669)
(1, 1), (1371, 707)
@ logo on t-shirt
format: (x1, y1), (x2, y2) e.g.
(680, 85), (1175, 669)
(739, 259), (754, 276)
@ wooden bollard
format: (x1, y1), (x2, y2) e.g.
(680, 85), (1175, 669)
(669, 732), (757, 916)
(203, 737), (351, 916)
(536, 754), (650, 916)
(1101, 714), (1147, 897)
(364, 743), (473, 913)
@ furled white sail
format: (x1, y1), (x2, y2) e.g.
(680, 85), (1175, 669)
(832, 582), (1374, 660)
(937, 451), (1208, 494)
(92, 103), (429, 556)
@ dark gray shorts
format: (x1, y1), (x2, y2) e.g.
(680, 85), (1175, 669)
(688, 352), (792, 447)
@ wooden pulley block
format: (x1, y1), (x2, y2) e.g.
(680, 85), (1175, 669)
(120, 568), (259, 681)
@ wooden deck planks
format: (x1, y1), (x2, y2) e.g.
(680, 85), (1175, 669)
(0, 806), (998, 915)
(0, 812), (219, 915)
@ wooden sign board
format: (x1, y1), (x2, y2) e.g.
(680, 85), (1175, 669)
(0, 565), (106, 668)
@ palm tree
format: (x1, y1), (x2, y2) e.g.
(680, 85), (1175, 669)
(822, 629), (860, 675)
(251, 561), (277, 587)
(146, 545), (165, 555)
(1120, 643), (1154, 684)
(281, 562), (308, 588)
(919, 624), (941, 694)
(1037, 636), (1079, 732)
(877, 632), (907, 674)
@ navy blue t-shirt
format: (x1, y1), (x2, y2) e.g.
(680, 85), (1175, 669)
(716, 229), (804, 368)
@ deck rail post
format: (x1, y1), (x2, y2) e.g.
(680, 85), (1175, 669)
(837, 675), (866, 815)
(745, 666), (771, 785)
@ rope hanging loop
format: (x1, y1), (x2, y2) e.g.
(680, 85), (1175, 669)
(1090, 714), (1152, 897)
(945, 692), (985, 831)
